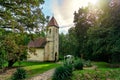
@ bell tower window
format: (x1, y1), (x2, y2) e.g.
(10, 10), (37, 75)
(49, 29), (51, 34)
(56, 29), (57, 33)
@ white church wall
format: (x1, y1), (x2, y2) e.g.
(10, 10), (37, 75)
(27, 48), (44, 61)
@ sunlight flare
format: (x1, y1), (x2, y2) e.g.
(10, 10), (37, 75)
(82, 0), (98, 7)
(88, 0), (98, 5)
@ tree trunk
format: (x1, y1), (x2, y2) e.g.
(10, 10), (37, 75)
(8, 60), (16, 67)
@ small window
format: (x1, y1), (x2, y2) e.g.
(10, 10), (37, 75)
(49, 29), (51, 34)
(56, 29), (57, 33)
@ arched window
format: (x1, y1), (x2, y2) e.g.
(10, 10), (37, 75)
(56, 29), (57, 33)
(49, 29), (51, 34)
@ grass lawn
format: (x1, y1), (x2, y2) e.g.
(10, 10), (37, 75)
(14, 61), (60, 78)
(72, 62), (120, 80)
(0, 61), (60, 80)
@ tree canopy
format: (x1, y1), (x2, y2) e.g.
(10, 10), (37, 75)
(0, 0), (46, 68)
(72, 0), (120, 63)
(0, 0), (46, 32)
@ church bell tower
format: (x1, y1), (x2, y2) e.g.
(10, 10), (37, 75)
(46, 16), (59, 61)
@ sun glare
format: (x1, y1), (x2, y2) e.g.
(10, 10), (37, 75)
(88, 0), (98, 5)
(82, 0), (98, 7)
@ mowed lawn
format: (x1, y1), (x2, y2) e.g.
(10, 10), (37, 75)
(14, 61), (60, 78)
(0, 61), (60, 80)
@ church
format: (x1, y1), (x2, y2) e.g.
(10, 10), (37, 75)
(27, 16), (59, 62)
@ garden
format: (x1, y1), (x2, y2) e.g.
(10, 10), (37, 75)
(52, 58), (120, 80)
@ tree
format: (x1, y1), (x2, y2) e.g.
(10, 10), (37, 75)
(0, 29), (30, 67)
(59, 33), (68, 57)
(59, 27), (79, 59)
(0, 0), (46, 32)
(68, 27), (79, 57)
(86, 0), (120, 62)
(0, 0), (46, 67)
(73, 4), (100, 57)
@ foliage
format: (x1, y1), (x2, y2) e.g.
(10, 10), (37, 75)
(0, 47), (7, 69)
(1, 61), (60, 80)
(21, 61), (60, 78)
(2, 33), (28, 67)
(73, 4), (101, 57)
(86, 0), (120, 62)
(83, 60), (92, 67)
(72, 68), (120, 80)
(72, 0), (120, 63)
(52, 65), (72, 80)
(11, 68), (26, 80)
(0, 29), (31, 67)
(52, 60), (73, 80)
(0, 0), (46, 68)
(0, 0), (46, 32)
(72, 61), (120, 80)
(59, 27), (79, 57)
(73, 58), (83, 70)
(63, 60), (73, 70)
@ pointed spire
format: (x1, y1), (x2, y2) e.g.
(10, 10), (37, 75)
(47, 16), (59, 27)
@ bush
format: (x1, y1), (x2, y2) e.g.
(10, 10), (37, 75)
(111, 53), (120, 63)
(52, 65), (72, 80)
(74, 59), (83, 70)
(84, 60), (92, 67)
(11, 68), (26, 80)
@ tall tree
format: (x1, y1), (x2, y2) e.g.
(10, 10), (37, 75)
(73, 4), (100, 57)
(0, 0), (46, 32)
(59, 27), (79, 58)
(0, 0), (46, 67)
(86, 0), (120, 62)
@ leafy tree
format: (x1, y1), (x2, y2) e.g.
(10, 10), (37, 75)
(86, 0), (120, 62)
(0, 31), (30, 67)
(73, 4), (99, 57)
(68, 27), (79, 56)
(73, 0), (120, 63)
(0, 0), (46, 67)
(59, 33), (68, 57)
(59, 27), (79, 58)
(0, 0), (46, 32)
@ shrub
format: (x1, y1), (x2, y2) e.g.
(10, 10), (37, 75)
(84, 60), (92, 67)
(52, 65), (72, 80)
(74, 59), (83, 70)
(11, 68), (26, 80)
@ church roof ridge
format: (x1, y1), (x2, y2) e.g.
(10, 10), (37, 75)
(47, 16), (59, 27)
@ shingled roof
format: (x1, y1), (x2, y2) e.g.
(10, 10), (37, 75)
(47, 16), (59, 27)
(28, 38), (46, 48)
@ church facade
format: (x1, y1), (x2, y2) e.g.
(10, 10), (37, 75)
(27, 17), (59, 62)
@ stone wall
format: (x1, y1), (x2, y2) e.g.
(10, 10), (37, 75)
(27, 48), (44, 61)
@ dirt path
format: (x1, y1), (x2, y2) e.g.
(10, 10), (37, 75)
(28, 68), (55, 80)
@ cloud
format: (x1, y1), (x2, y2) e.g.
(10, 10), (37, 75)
(50, 0), (85, 33)
(44, 0), (92, 33)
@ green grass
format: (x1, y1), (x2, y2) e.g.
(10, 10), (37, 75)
(13, 61), (60, 79)
(92, 62), (109, 68)
(72, 62), (120, 80)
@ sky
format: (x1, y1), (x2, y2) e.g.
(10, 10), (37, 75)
(42, 0), (98, 34)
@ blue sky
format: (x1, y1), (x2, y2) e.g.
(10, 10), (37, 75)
(42, 0), (52, 17)
(42, 0), (63, 16)
(42, 0), (98, 34)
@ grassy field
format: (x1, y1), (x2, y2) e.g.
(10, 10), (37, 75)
(0, 61), (60, 80)
(14, 61), (60, 78)
(72, 62), (120, 80)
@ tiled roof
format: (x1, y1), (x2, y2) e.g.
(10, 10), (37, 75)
(47, 16), (59, 27)
(28, 38), (46, 48)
